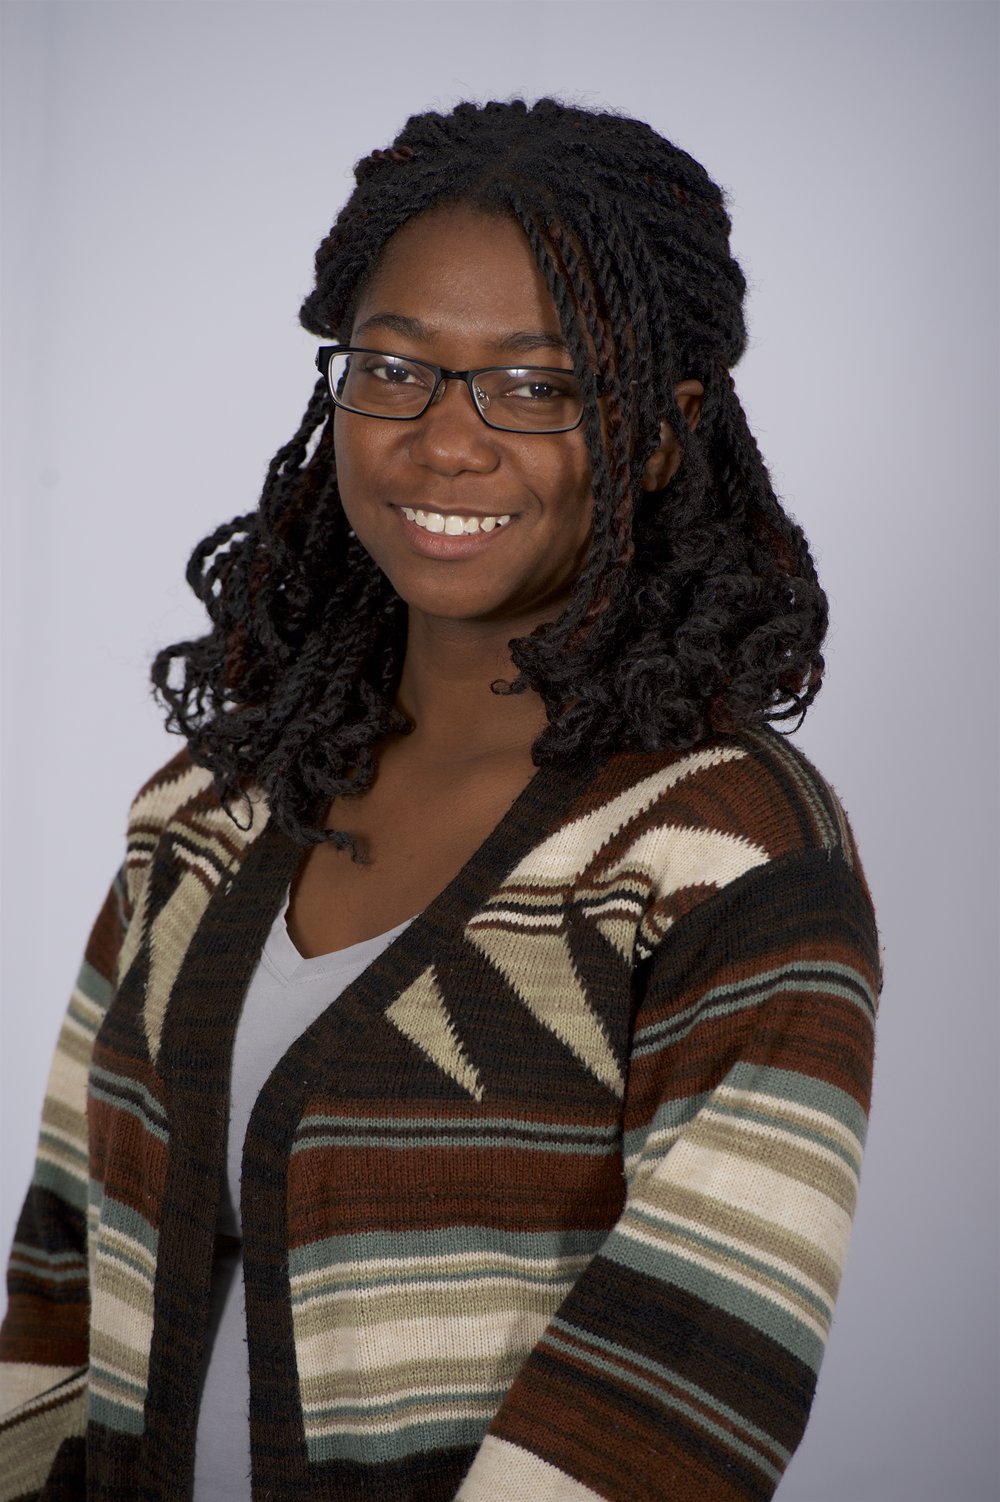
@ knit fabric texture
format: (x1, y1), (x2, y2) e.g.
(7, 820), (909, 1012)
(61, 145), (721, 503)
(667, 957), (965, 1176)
(0, 728), (881, 1501)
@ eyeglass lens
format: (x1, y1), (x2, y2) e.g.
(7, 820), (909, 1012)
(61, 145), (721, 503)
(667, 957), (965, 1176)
(326, 350), (582, 432)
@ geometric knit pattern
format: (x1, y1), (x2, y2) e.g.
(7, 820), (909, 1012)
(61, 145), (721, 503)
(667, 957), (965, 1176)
(0, 729), (881, 1501)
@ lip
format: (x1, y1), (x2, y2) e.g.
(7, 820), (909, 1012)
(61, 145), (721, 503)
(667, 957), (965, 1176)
(391, 504), (518, 560)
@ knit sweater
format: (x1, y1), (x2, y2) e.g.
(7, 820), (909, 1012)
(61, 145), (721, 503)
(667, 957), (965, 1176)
(0, 728), (881, 1502)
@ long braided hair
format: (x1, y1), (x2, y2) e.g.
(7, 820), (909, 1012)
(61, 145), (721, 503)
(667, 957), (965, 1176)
(152, 98), (828, 846)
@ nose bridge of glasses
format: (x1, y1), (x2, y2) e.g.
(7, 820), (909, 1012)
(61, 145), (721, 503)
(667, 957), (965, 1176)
(429, 369), (490, 422)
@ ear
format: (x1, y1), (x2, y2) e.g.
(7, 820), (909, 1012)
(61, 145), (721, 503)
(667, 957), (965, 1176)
(640, 379), (705, 492)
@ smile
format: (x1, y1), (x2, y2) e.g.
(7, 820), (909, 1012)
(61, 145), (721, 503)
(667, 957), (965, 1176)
(400, 507), (512, 535)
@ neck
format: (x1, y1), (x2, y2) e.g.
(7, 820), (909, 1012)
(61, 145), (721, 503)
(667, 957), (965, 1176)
(395, 610), (550, 763)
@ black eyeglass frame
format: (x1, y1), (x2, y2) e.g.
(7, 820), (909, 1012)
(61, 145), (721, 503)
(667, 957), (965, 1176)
(314, 344), (587, 434)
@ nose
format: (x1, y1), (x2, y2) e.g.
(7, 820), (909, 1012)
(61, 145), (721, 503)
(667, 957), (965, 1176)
(406, 376), (500, 476)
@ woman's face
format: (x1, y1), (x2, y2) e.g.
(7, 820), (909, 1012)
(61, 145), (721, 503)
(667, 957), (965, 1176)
(333, 203), (595, 632)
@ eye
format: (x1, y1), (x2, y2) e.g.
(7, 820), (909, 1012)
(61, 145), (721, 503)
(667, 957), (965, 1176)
(499, 370), (579, 402)
(511, 379), (560, 401)
(363, 357), (422, 385)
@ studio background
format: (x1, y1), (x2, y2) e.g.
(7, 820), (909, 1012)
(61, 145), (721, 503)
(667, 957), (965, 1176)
(1, 3), (997, 1499)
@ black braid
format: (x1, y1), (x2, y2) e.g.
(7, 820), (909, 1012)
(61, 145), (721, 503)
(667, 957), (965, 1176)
(152, 98), (829, 844)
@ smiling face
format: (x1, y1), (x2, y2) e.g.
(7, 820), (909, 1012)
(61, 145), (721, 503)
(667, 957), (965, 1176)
(332, 203), (596, 632)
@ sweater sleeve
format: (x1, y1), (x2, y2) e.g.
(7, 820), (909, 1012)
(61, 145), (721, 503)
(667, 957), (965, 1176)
(0, 868), (131, 1417)
(456, 847), (881, 1502)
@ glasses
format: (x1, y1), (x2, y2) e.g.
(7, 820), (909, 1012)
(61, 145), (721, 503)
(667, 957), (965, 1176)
(315, 345), (585, 433)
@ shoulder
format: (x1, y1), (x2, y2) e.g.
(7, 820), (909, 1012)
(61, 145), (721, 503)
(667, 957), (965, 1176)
(534, 727), (877, 957)
(578, 724), (866, 870)
(122, 746), (270, 914)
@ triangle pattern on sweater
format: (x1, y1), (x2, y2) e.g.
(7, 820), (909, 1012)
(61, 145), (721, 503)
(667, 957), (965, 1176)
(385, 967), (485, 1102)
(466, 923), (625, 1098)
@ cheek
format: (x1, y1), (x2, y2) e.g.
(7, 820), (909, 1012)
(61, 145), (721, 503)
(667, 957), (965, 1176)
(332, 418), (380, 525)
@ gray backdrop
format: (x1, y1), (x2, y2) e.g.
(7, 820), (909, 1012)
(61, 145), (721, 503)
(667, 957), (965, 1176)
(1, 3), (997, 1498)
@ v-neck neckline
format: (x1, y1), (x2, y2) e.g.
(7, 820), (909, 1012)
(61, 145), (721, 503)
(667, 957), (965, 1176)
(263, 750), (601, 1022)
(163, 748), (604, 1075)
(262, 892), (417, 984)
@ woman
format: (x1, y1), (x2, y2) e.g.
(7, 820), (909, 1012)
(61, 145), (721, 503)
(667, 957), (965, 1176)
(0, 98), (881, 1502)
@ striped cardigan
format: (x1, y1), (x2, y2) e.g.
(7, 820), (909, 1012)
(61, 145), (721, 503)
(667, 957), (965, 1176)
(0, 728), (881, 1502)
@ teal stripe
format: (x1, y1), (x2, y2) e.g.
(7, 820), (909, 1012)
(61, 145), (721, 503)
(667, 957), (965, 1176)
(633, 961), (877, 1055)
(10, 1242), (83, 1267)
(724, 1062), (869, 1144)
(290, 1260), (583, 1304)
(288, 1225), (604, 1281)
(623, 1091), (714, 1165)
(87, 1086), (168, 1145)
(622, 1205), (832, 1322)
(94, 1195), (159, 1256)
(89, 1065), (168, 1130)
(293, 1131), (617, 1157)
(38, 1130), (88, 1169)
(34, 1159), (88, 1210)
(305, 1384), (506, 1424)
(8, 1256), (86, 1284)
(87, 1387), (145, 1436)
(603, 1228), (826, 1371)
(298, 1114), (618, 1139)
(543, 1322), (786, 1481)
(306, 1413), (489, 1465)
(73, 957), (114, 1012)
(707, 1099), (863, 1173)
(623, 1065), (867, 1171)
(94, 1241), (155, 1284)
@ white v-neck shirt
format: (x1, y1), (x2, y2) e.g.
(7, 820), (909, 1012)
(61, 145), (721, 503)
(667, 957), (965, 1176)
(193, 895), (414, 1500)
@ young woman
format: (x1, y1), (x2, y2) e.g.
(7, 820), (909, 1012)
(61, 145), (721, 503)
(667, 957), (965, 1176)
(0, 98), (881, 1502)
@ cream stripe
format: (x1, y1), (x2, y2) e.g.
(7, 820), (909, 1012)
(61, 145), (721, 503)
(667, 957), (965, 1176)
(684, 1116), (860, 1216)
(298, 1350), (526, 1404)
(625, 823), (770, 897)
(89, 1289), (154, 1372)
(0, 1364), (80, 1418)
(645, 1137), (854, 1262)
(294, 1308), (551, 1384)
(37, 1141), (88, 1180)
(470, 909), (566, 930)
(173, 847), (225, 885)
(715, 1086), (865, 1164)
(615, 1217), (832, 1339)
(504, 745), (748, 885)
(457, 1435), (606, 1501)
(624, 1195), (834, 1315)
(293, 1279), (570, 1338)
(629, 1179), (842, 1298)
(127, 764), (214, 824)
(0, 1372), (87, 1502)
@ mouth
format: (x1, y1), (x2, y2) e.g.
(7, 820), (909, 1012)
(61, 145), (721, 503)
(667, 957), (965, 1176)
(391, 504), (518, 560)
(399, 506), (512, 536)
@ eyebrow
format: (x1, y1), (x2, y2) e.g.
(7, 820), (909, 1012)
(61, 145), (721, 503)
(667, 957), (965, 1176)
(352, 312), (572, 358)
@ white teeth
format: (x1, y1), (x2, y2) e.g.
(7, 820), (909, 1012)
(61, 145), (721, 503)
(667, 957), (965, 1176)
(400, 507), (513, 536)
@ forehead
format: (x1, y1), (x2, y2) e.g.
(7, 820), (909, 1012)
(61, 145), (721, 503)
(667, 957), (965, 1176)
(351, 203), (566, 350)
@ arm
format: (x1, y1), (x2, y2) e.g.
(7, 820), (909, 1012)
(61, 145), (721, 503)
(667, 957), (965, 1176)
(0, 869), (131, 1416)
(457, 848), (881, 1502)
